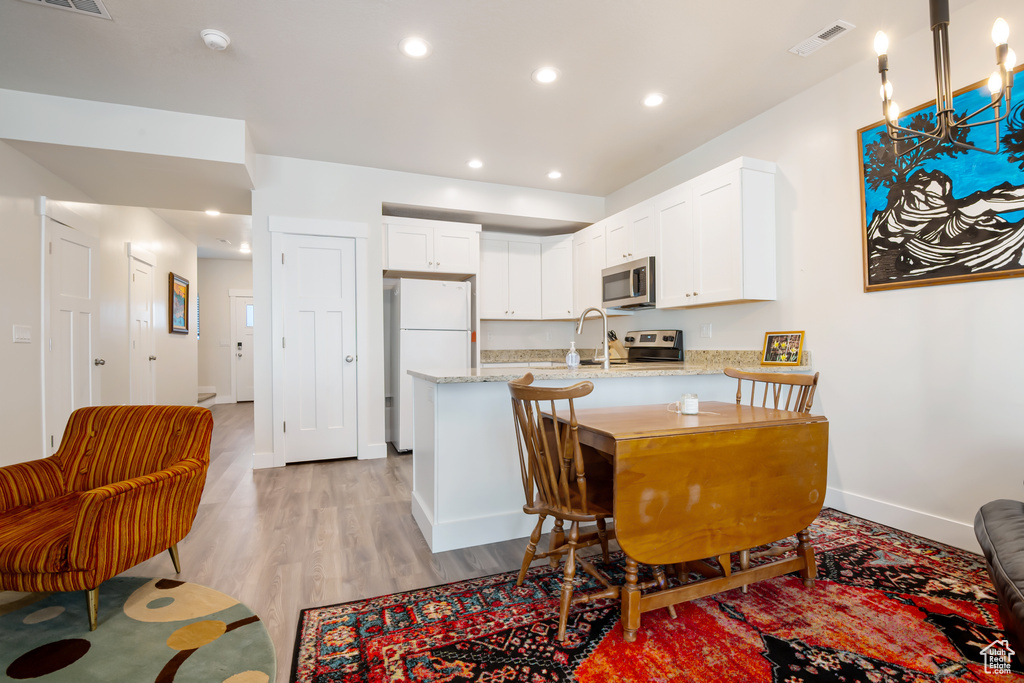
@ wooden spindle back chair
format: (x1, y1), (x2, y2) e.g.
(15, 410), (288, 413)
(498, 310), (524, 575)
(724, 367), (819, 413)
(723, 367), (821, 587)
(507, 373), (617, 640)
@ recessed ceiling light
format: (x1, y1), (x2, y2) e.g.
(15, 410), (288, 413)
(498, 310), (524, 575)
(643, 93), (665, 107)
(547, 170), (562, 180)
(400, 37), (431, 58)
(532, 66), (560, 84)
(239, 243), (251, 254)
(205, 209), (221, 216)
(468, 159), (483, 169)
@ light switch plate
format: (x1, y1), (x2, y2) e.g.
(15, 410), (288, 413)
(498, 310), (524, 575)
(699, 323), (712, 339)
(13, 325), (31, 343)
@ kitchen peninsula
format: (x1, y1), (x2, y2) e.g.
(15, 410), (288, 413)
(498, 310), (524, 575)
(409, 351), (813, 552)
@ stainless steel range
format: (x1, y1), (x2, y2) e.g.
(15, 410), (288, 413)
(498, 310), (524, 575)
(623, 329), (684, 362)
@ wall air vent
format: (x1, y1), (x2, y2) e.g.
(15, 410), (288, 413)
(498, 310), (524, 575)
(789, 20), (855, 57)
(15, 0), (112, 20)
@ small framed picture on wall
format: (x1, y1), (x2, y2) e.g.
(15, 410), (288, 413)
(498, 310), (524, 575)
(761, 331), (804, 366)
(169, 273), (189, 334)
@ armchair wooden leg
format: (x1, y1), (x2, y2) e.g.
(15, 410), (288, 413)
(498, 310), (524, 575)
(596, 517), (611, 564)
(86, 587), (98, 631)
(652, 565), (677, 618)
(518, 517), (546, 586)
(168, 543), (181, 574)
(739, 549), (750, 594)
(557, 522), (579, 642)
(549, 519), (565, 568)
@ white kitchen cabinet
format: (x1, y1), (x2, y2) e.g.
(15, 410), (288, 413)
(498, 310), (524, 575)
(541, 236), (573, 319)
(479, 235), (542, 319)
(605, 200), (656, 267)
(655, 157), (776, 308)
(385, 217), (480, 276)
(572, 221), (606, 316)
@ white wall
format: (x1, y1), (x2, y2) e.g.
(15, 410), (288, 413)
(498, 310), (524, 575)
(0, 141), (94, 465)
(250, 156), (605, 466)
(0, 140), (200, 466)
(599, 0), (1024, 550)
(197, 259), (253, 401)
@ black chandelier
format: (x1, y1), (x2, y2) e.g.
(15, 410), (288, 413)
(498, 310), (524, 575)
(874, 0), (1016, 156)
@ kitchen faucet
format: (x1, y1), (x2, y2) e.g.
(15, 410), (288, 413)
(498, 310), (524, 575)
(576, 307), (609, 370)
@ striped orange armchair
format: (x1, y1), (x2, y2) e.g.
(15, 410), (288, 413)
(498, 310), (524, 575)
(0, 405), (213, 630)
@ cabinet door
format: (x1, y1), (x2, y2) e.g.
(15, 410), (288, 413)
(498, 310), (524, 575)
(541, 238), (573, 319)
(629, 200), (656, 260)
(693, 171), (743, 304)
(479, 238), (510, 318)
(573, 223), (606, 316)
(434, 228), (479, 274)
(605, 214), (631, 267)
(507, 241), (542, 319)
(655, 184), (696, 308)
(386, 224), (433, 271)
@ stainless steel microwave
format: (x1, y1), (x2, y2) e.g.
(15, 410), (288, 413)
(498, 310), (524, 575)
(602, 256), (655, 309)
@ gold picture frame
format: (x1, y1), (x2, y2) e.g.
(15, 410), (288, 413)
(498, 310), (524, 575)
(761, 331), (804, 366)
(169, 273), (189, 334)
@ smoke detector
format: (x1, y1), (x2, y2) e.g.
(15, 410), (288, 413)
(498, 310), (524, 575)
(789, 20), (855, 57)
(15, 0), (111, 19)
(200, 29), (231, 51)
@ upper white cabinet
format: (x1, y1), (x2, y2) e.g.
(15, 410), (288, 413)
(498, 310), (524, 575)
(655, 157), (776, 308)
(479, 235), (542, 319)
(572, 221), (606, 316)
(385, 217), (481, 276)
(605, 200), (656, 267)
(541, 236), (573, 320)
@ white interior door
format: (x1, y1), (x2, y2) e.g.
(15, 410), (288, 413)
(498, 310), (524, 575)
(130, 257), (155, 404)
(233, 295), (255, 402)
(282, 234), (358, 462)
(45, 218), (99, 454)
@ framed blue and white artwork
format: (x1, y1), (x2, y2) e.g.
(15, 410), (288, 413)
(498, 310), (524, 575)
(858, 67), (1024, 292)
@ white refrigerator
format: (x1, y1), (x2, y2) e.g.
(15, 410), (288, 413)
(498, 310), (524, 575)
(391, 279), (473, 452)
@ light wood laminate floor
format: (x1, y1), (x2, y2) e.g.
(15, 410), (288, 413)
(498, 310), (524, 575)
(2, 402), (548, 682)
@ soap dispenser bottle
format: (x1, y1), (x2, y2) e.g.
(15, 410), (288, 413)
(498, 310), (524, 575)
(565, 342), (580, 370)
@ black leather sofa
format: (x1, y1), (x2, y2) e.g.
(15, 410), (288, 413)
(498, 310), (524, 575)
(975, 499), (1024, 661)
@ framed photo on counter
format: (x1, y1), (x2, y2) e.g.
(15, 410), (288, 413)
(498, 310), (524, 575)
(761, 331), (804, 366)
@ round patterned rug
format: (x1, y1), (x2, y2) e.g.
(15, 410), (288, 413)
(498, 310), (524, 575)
(0, 577), (275, 682)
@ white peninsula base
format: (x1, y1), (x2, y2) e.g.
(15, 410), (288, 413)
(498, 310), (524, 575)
(410, 367), (751, 552)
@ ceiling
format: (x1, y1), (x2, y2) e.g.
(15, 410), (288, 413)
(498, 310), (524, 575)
(0, 0), (979, 254)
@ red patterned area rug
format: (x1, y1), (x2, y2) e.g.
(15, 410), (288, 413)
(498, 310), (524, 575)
(291, 509), (1024, 682)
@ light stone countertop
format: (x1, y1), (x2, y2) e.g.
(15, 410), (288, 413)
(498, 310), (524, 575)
(411, 355), (814, 384)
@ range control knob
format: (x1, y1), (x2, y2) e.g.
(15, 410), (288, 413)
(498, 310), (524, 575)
(663, 335), (674, 342)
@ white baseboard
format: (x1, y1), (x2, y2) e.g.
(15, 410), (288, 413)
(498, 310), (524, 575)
(359, 441), (388, 460)
(824, 487), (979, 554)
(253, 451), (277, 470)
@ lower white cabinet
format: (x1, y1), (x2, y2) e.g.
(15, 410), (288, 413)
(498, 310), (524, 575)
(655, 157), (776, 308)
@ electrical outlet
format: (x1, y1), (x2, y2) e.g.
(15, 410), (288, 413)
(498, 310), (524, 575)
(699, 323), (712, 339)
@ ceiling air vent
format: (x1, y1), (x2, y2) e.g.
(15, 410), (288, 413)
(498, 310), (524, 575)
(789, 20), (855, 57)
(15, 0), (112, 20)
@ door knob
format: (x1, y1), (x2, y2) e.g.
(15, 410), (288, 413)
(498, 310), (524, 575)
(345, 355), (355, 363)
(93, 358), (106, 366)
(149, 355), (157, 361)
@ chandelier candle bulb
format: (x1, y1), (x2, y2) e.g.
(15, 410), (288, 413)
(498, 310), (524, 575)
(993, 18), (1010, 46)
